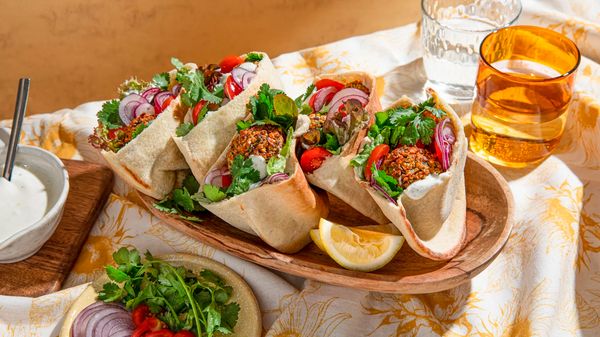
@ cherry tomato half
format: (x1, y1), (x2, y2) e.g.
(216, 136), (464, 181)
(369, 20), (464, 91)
(132, 304), (151, 327)
(219, 55), (244, 73)
(225, 76), (243, 100)
(159, 96), (174, 113)
(365, 144), (390, 181)
(315, 79), (345, 91)
(132, 317), (164, 337)
(221, 174), (233, 188)
(173, 331), (195, 337)
(192, 100), (207, 125)
(300, 147), (332, 173)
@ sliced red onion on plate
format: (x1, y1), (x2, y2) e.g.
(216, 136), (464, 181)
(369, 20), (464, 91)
(141, 87), (161, 102)
(434, 118), (456, 170)
(311, 86), (338, 113)
(119, 94), (146, 125)
(71, 301), (134, 337)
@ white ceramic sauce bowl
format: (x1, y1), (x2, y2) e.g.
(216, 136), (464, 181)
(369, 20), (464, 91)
(0, 143), (69, 263)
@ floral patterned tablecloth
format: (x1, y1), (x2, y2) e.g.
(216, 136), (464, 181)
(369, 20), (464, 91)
(1, 0), (600, 336)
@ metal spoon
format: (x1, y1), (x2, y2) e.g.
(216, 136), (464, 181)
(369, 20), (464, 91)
(2, 78), (30, 181)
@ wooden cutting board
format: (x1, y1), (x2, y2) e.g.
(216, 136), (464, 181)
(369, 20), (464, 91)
(0, 159), (113, 297)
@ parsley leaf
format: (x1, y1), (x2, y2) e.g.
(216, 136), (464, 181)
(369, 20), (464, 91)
(414, 115), (436, 145)
(245, 52), (263, 62)
(247, 84), (297, 130)
(176, 122), (194, 137)
(172, 57), (222, 106)
(226, 155), (261, 196)
(152, 72), (170, 90)
(97, 99), (122, 129)
(153, 175), (205, 221)
(294, 84), (316, 108)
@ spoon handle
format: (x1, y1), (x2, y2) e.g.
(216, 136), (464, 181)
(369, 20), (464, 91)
(2, 78), (30, 181)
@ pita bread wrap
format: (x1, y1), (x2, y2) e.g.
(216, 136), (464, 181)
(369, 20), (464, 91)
(174, 52), (283, 183)
(356, 89), (468, 260)
(199, 87), (328, 253)
(297, 72), (388, 224)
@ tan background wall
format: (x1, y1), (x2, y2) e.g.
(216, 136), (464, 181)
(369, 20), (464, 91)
(0, 0), (420, 120)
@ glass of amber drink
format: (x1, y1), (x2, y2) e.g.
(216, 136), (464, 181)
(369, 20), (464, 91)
(470, 25), (580, 167)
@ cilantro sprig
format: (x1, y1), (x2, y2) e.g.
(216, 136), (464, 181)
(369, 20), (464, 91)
(154, 175), (205, 222)
(97, 99), (122, 129)
(171, 57), (223, 107)
(238, 84), (298, 131)
(99, 248), (240, 336)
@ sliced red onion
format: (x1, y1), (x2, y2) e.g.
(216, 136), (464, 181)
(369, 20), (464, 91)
(326, 88), (369, 119)
(153, 91), (174, 113)
(133, 102), (155, 117)
(231, 67), (249, 87)
(265, 173), (289, 184)
(237, 62), (258, 72)
(311, 86), (338, 112)
(240, 71), (256, 89)
(71, 302), (133, 337)
(141, 87), (160, 102)
(171, 83), (182, 96)
(204, 167), (230, 188)
(119, 94), (146, 125)
(434, 118), (456, 170)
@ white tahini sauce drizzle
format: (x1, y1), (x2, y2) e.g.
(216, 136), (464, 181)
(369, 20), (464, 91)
(0, 166), (48, 239)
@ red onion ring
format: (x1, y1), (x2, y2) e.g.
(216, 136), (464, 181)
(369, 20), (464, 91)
(231, 67), (248, 88)
(153, 91), (174, 113)
(171, 83), (182, 96)
(71, 302), (134, 337)
(240, 71), (256, 89)
(133, 102), (155, 117)
(434, 118), (456, 170)
(327, 88), (369, 119)
(311, 86), (338, 113)
(119, 94), (147, 125)
(141, 87), (160, 102)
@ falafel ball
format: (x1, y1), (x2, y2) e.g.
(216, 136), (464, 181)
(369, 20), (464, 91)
(227, 125), (285, 169)
(381, 145), (443, 189)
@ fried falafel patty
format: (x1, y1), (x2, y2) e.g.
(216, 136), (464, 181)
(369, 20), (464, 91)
(227, 125), (284, 169)
(381, 145), (442, 189)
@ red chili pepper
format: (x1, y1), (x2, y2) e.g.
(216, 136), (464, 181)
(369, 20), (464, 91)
(132, 304), (151, 327)
(146, 329), (175, 337)
(173, 331), (195, 337)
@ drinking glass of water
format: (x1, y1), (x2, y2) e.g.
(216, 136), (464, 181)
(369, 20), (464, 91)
(421, 0), (522, 102)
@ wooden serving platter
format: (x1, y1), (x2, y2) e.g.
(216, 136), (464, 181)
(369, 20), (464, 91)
(140, 152), (513, 294)
(0, 159), (113, 297)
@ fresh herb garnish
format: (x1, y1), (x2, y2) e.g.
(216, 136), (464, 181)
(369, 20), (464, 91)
(226, 155), (261, 196)
(176, 122), (194, 137)
(97, 99), (122, 129)
(323, 133), (341, 155)
(171, 57), (222, 107)
(294, 84), (316, 108)
(152, 72), (170, 91)
(245, 52), (263, 62)
(99, 248), (240, 336)
(267, 127), (293, 175)
(247, 84), (298, 130)
(154, 175), (204, 222)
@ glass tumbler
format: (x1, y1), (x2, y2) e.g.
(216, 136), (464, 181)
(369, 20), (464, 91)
(421, 0), (522, 102)
(470, 25), (580, 167)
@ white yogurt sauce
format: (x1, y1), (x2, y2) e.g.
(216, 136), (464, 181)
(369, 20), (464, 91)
(0, 166), (48, 239)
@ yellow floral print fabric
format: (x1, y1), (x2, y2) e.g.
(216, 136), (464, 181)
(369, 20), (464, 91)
(1, 1), (600, 336)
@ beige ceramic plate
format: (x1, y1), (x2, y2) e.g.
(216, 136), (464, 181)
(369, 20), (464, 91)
(60, 254), (261, 337)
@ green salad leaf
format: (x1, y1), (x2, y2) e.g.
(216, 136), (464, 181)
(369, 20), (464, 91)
(203, 184), (227, 203)
(371, 166), (403, 198)
(294, 84), (315, 108)
(99, 248), (240, 337)
(97, 99), (122, 129)
(267, 127), (293, 175)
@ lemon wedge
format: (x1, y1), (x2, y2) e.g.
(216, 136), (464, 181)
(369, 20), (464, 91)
(310, 223), (400, 252)
(316, 219), (404, 272)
